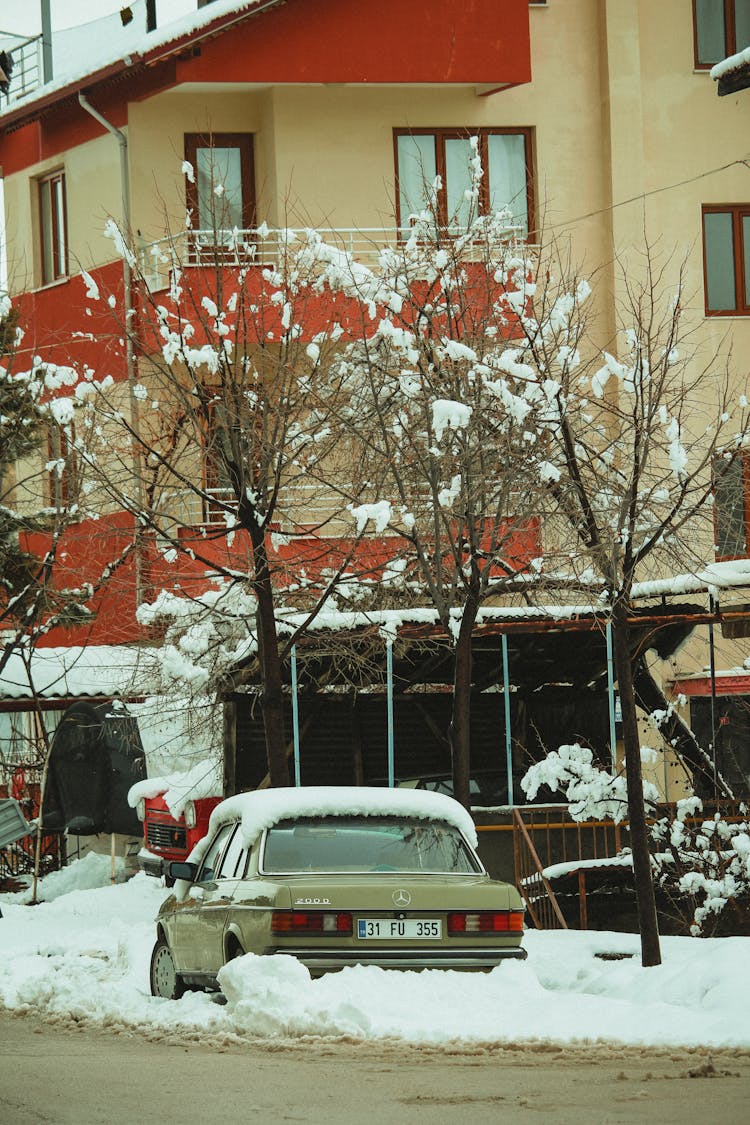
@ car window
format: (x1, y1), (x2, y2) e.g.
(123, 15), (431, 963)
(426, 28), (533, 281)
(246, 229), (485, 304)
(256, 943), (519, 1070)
(198, 823), (234, 883)
(261, 817), (480, 875)
(216, 824), (247, 879)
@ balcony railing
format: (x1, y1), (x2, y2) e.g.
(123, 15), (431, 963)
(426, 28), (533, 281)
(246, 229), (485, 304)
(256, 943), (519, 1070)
(0, 33), (43, 107)
(138, 228), (403, 290)
(137, 225), (528, 292)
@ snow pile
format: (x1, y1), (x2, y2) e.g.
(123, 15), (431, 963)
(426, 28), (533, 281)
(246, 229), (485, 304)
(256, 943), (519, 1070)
(1, 857), (750, 1047)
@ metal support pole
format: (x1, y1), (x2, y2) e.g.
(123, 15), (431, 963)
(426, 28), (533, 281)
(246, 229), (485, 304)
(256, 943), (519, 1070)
(291, 645), (301, 787)
(501, 634), (514, 807)
(708, 598), (718, 796)
(41, 0), (53, 82)
(386, 641), (395, 787)
(606, 619), (618, 771)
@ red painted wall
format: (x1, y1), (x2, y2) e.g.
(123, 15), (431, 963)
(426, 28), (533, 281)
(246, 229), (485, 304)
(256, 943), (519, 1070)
(20, 512), (541, 648)
(176, 0), (531, 87)
(15, 260), (128, 381)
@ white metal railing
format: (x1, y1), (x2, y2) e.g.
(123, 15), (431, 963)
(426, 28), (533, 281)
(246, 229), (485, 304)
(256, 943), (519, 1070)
(137, 225), (528, 292)
(158, 485), (347, 534)
(138, 228), (403, 291)
(0, 33), (43, 107)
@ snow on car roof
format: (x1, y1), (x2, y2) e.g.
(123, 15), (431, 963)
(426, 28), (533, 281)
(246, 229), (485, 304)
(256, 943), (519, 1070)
(199, 785), (477, 855)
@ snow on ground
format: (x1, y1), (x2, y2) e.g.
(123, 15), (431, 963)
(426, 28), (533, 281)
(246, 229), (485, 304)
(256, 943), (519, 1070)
(1, 854), (749, 1048)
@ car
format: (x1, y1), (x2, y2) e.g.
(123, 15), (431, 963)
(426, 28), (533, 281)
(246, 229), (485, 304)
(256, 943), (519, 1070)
(149, 786), (527, 998)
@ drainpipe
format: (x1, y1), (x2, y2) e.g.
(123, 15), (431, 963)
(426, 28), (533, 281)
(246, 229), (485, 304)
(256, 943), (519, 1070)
(78, 92), (144, 607)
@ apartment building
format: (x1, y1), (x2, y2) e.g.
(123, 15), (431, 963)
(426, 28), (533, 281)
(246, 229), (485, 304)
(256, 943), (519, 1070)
(1, 0), (749, 800)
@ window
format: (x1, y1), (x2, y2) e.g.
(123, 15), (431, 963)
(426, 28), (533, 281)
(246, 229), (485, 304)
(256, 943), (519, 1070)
(394, 128), (533, 237)
(694, 0), (750, 67)
(184, 133), (255, 242)
(702, 205), (750, 314)
(46, 423), (77, 509)
(38, 171), (68, 284)
(714, 453), (749, 558)
(203, 398), (237, 523)
(197, 823), (235, 883)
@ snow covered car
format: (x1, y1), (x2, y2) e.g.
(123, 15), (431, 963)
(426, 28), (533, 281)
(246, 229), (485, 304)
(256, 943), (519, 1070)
(149, 786), (526, 998)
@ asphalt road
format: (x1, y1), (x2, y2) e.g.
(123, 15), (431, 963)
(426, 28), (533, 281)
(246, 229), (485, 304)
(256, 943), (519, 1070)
(2, 1008), (750, 1124)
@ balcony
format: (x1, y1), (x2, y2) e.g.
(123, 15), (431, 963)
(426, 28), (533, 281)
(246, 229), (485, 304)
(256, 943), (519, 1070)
(0, 33), (43, 107)
(137, 225), (529, 292)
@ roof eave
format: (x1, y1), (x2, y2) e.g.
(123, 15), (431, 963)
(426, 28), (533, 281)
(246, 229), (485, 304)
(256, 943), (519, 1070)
(0, 0), (284, 133)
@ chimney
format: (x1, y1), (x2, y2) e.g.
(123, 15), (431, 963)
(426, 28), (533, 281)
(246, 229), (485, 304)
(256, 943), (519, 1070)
(146, 0), (157, 32)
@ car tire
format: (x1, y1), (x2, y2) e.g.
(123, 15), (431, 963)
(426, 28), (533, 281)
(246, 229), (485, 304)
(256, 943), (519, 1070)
(150, 936), (185, 1000)
(226, 935), (245, 962)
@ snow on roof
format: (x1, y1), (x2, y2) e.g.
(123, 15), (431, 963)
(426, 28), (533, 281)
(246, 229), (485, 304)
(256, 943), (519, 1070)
(0, 644), (160, 700)
(0, 0), (282, 119)
(711, 46), (750, 81)
(196, 785), (479, 856)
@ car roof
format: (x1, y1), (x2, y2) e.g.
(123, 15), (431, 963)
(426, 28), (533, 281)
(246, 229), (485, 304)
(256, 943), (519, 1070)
(205, 785), (477, 852)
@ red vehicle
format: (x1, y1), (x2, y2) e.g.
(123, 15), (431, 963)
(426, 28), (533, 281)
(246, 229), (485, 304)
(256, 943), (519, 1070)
(135, 793), (222, 878)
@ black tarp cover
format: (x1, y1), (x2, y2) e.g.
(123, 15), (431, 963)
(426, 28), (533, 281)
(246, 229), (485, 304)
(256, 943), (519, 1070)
(42, 701), (146, 836)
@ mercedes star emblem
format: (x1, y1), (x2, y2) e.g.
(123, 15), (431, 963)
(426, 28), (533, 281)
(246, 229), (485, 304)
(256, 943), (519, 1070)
(392, 889), (411, 907)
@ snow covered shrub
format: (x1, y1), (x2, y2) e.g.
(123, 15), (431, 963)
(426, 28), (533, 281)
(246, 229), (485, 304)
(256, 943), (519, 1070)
(651, 798), (750, 936)
(521, 748), (750, 936)
(521, 742), (659, 823)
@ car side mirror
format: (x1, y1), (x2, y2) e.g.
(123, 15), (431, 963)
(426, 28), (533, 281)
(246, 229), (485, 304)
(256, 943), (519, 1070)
(167, 861), (198, 882)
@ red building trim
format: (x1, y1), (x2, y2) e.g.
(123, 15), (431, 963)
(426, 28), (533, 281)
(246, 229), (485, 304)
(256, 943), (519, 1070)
(671, 675), (750, 697)
(0, 0), (531, 174)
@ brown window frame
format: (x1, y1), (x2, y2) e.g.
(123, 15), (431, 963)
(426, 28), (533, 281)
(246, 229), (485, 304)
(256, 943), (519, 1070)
(183, 132), (256, 240)
(393, 126), (535, 238)
(702, 203), (750, 316)
(713, 452), (750, 560)
(693, 0), (750, 68)
(202, 396), (239, 524)
(46, 423), (77, 509)
(38, 170), (68, 285)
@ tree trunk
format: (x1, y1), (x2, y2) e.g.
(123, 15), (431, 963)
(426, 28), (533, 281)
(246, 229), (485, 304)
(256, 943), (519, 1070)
(450, 597), (479, 810)
(611, 601), (662, 967)
(250, 524), (289, 788)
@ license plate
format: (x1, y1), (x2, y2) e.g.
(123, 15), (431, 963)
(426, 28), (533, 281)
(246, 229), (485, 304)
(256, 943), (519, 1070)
(357, 918), (442, 940)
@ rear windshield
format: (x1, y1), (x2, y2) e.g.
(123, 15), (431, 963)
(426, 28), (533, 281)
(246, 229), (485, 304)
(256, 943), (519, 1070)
(261, 816), (480, 874)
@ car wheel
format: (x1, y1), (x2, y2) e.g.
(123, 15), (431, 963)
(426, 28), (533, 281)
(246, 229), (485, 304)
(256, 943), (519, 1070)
(150, 936), (185, 1000)
(226, 935), (245, 962)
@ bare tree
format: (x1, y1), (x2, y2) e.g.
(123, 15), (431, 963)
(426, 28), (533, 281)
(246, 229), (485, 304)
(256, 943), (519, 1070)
(510, 242), (750, 966)
(327, 147), (542, 808)
(84, 210), (376, 787)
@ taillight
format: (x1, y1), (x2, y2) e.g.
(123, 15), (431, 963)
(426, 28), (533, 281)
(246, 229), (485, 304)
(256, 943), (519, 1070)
(271, 911), (353, 935)
(447, 911), (524, 934)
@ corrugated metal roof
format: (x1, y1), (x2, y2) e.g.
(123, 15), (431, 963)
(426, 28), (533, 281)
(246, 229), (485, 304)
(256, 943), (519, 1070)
(0, 645), (160, 700)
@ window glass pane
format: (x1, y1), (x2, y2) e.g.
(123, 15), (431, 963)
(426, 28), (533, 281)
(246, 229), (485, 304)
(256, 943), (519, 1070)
(40, 179), (54, 283)
(216, 825), (245, 879)
(199, 823), (233, 882)
(743, 215), (750, 307)
(397, 135), (437, 233)
(445, 137), (475, 228)
(488, 133), (529, 234)
(53, 178), (66, 276)
(695, 0), (727, 64)
(704, 211), (737, 311)
(736, 0), (750, 50)
(263, 816), (479, 874)
(714, 456), (747, 557)
(196, 146), (244, 231)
